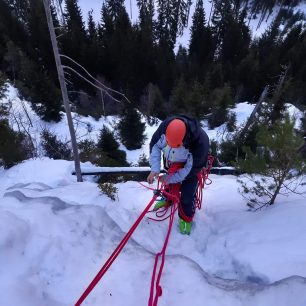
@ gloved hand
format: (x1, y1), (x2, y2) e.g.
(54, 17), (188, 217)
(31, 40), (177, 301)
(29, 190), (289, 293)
(147, 171), (159, 184)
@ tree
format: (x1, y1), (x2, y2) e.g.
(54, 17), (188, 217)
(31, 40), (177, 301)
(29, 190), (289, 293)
(0, 119), (33, 168)
(189, 0), (213, 79)
(83, 10), (99, 77)
(41, 129), (72, 160)
(99, 0), (135, 92)
(27, 0), (56, 71)
(97, 125), (128, 166)
(156, 0), (192, 49)
(117, 108), (146, 150)
(208, 84), (233, 128)
(237, 116), (306, 208)
(0, 72), (7, 99)
(62, 0), (86, 63)
(133, 0), (156, 96)
(169, 76), (188, 113)
(185, 80), (209, 117)
(3, 0), (29, 24)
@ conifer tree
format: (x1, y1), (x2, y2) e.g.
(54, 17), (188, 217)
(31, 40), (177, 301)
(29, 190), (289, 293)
(97, 125), (128, 166)
(117, 108), (146, 150)
(4, 0), (29, 24)
(84, 10), (99, 76)
(99, 0), (134, 91)
(255, 16), (282, 88)
(169, 76), (188, 113)
(237, 116), (306, 208)
(156, 0), (191, 49)
(208, 84), (233, 128)
(62, 0), (86, 63)
(175, 45), (189, 78)
(41, 130), (72, 160)
(0, 72), (7, 99)
(27, 0), (56, 71)
(0, 120), (33, 168)
(189, 0), (213, 79)
(185, 80), (208, 118)
(134, 0), (156, 93)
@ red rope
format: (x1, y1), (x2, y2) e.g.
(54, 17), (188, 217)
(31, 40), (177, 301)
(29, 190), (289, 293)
(75, 157), (214, 306)
(148, 165), (182, 306)
(75, 193), (159, 306)
(177, 155), (214, 222)
(74, 170), (179, 306)
(148, 156), (214, 305)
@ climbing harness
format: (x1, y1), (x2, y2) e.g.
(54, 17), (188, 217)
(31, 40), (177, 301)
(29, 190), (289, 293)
(74, 155), (214, 306)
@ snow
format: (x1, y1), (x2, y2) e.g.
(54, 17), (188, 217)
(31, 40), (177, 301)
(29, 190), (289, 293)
(1, 81), (306, 305)
(0, 158), (306, 306)
(1, 83), (160, 164)
(2, 82), (304, 162)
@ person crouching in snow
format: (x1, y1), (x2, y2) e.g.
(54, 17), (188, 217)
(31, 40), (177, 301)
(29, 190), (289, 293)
(147, 115), (209, 235)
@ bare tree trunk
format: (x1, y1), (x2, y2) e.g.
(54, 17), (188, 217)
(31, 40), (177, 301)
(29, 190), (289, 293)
(42, 0), (83, 182)
(269, 170), (286, 205)
(208, 0), (214, 26)
(239, 85), (269, 142)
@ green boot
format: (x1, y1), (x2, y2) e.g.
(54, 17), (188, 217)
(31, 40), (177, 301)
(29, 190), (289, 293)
(153, 199), (168, 211)
(179, 218), (191, 235)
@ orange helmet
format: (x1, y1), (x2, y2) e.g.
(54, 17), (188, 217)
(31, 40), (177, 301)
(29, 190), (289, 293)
(165, 119), (186, 148)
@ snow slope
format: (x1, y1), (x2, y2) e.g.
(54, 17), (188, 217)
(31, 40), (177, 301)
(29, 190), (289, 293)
(0, 158), (306, 306)
(2, 84), (303, 164)
(1, 84), (160, 164)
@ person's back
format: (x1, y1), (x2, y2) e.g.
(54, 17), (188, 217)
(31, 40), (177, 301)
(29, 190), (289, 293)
(148, 115), (210, 234)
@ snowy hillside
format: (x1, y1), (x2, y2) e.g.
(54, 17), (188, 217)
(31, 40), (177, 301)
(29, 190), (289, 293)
(1, 83), (306, 305)
(1, 159), (306, 305)
(2, 83), (303, 164)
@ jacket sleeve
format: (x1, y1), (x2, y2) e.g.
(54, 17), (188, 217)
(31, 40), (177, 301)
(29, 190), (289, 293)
(150, 135), (166, 173)
(187, 129), (209, 178)
(166, 153), (193, 184)
(149, 120), (169, 153)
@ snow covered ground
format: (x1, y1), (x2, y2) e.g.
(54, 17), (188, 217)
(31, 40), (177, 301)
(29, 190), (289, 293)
(1, 84), (160, 164)
(1, 83), (306, 305)
(1, 158), (306, 306)
(3, 84), (303, 165)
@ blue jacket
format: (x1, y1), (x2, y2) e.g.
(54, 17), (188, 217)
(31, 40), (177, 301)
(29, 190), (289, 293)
(149, 115), (209, 183)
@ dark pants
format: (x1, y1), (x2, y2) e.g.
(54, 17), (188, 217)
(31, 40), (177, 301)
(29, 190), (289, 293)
(179, 173), (198, 221)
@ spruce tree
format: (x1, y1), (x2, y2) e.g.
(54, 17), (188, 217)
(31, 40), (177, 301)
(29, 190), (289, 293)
(0, 119), (33, 168)
(117, 108), (146, 150)
(99, 0), (134, 91)
(97, 125), (128, 166)
(189, 0), (213, 79)
(84, 10), (99, 77)
(0, 73), (7, 99)
(156, 0), (191, 49)
(41, 130), (72, 160)
(62, 0), (86, 63)
(134, 0), (156, 95)
(237, 116), (306, 208)
(27, 0), (56, 71)
(208, 84), (233, 128)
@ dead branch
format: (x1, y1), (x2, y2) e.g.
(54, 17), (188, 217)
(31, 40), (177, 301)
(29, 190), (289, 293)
(60, 54), (131, 104)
